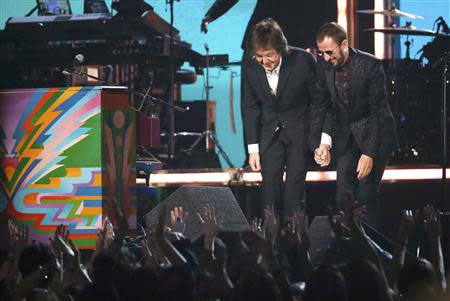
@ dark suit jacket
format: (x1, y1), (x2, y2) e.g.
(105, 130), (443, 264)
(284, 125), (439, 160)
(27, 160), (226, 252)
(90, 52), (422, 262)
(310, 48), (399, 159)
(242, 47), (316, 153)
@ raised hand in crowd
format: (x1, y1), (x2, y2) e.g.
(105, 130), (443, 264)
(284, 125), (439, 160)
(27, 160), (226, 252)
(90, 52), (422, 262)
(241, 230), (295, 301)
(424, 204), (441, 242)
(327, 206), (348, 241)
(63, 239), (92, 287)
(344, 193), (393, 301)
(388, 209), (417, 290)
(92, 216), (115, 263)
(110, 196), (129, 242)
(279, 209), (308, 252)
(0, 220), (28, 297)
(250, 216), (265, 239)
(168, 206), (188, 234)
(49, 224), (74, 261)
(423, 203), (446, 293)
(8, 219), (28, 256)
(142, 223), (171, 268)
(154, 205), (187, 266)
(264, 205), (280, 247)
(241, 230), (275, 272)
(197, 236), (235, 301)
(278, 209), (312, 283)
(198, 203), (222, 253)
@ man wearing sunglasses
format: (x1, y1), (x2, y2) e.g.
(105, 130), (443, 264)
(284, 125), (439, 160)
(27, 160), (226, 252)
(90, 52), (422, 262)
(310, 22), (398, 226)
(242, 18), (317, 219)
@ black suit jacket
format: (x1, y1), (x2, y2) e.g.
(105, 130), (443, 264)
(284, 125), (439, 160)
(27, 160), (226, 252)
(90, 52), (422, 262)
(242, 47), (316, 153)
(310, 48), (399, 159)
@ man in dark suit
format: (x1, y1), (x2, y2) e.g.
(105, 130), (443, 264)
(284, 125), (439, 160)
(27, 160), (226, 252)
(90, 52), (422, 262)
(311, 22), (399, 225)
(242, 18), (317, 218)
(201, 0), (336, 169)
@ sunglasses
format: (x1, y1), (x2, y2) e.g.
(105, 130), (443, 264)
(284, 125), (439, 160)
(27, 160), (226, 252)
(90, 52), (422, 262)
(317, 42), (342, 57)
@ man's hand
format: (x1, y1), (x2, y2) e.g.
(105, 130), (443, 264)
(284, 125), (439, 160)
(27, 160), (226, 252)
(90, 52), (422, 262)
(201, 15), (212, 33)
(197, 204), (222, 251)
(398, 209), (417, 245)
(249, 152), (261, 171)
(169, 206), (188, 234)
(356, 154), (373, 180)
(264, 205), (279, 246)
(423, 204), (441, 242)
(314, 144), (331, 167)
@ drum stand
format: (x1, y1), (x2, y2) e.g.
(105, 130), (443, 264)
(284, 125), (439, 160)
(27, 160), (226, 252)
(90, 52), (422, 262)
(187, 44), (234, 168)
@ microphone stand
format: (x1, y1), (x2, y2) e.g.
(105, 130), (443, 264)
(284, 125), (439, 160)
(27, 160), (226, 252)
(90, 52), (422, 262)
(205, 44), (211, 151)
(439, 52), (449, 214)
(167, 0), (177, 160)
(63, 67), (186, 113)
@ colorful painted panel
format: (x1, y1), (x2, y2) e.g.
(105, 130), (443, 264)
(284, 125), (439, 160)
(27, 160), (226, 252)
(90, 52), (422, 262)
(0, 87), (135, 248)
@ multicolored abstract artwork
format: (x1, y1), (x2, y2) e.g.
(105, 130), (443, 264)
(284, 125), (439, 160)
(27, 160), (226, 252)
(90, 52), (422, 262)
(0, 87), (136, 248)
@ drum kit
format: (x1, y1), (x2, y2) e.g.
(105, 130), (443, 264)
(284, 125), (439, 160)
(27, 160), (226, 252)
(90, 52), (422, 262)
(356, 6), (450, 165)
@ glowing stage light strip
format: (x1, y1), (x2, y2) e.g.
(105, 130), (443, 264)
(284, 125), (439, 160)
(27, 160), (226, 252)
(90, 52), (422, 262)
(383, 169), (450, 181)
(243, 169), (450, 183)
(374, 0), (385, 59)
(145, 171), (234, 186)
(241, 171), (337, 183)
(141, 168), (450, 187)
(337, 0), (348, 32)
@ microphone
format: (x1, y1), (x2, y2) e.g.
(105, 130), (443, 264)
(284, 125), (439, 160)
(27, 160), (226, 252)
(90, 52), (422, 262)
(204, 43), (209, 52)
(73, 53), (84, 65)
(63, 54), (84, 75)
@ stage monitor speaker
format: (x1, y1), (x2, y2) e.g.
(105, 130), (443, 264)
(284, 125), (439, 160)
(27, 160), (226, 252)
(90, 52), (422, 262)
(145, 186), (249, 241)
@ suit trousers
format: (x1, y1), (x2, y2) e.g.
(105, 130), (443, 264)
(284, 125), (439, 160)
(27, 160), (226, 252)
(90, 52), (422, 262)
(335, 136), (388, 226)
(260, 128), (307, 220)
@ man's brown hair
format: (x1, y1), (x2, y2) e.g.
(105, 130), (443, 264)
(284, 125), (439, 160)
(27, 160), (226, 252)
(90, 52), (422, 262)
(246, 18), (289, 56)
(316, 22), (348, 44)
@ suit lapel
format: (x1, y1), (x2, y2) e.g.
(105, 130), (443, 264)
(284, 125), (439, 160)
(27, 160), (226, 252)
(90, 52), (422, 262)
(324, 67), (337, 101)
(275, 53), (293, 99)
(347, 48), (358, 106)
(254, 63), (274, 101)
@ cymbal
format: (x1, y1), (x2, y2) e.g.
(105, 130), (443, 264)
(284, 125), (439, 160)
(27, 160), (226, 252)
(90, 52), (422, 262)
(364, 25), (440, 36)
(357, 7), (423, 19)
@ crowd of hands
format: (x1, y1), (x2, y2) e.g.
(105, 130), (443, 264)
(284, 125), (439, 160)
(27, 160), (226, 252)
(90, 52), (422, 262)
(0, 195), (449, 301)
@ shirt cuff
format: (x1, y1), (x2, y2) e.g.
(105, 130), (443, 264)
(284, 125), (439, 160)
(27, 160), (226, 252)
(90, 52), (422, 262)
(320, 133), (332, 148)
(248, 144), (259, 153)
